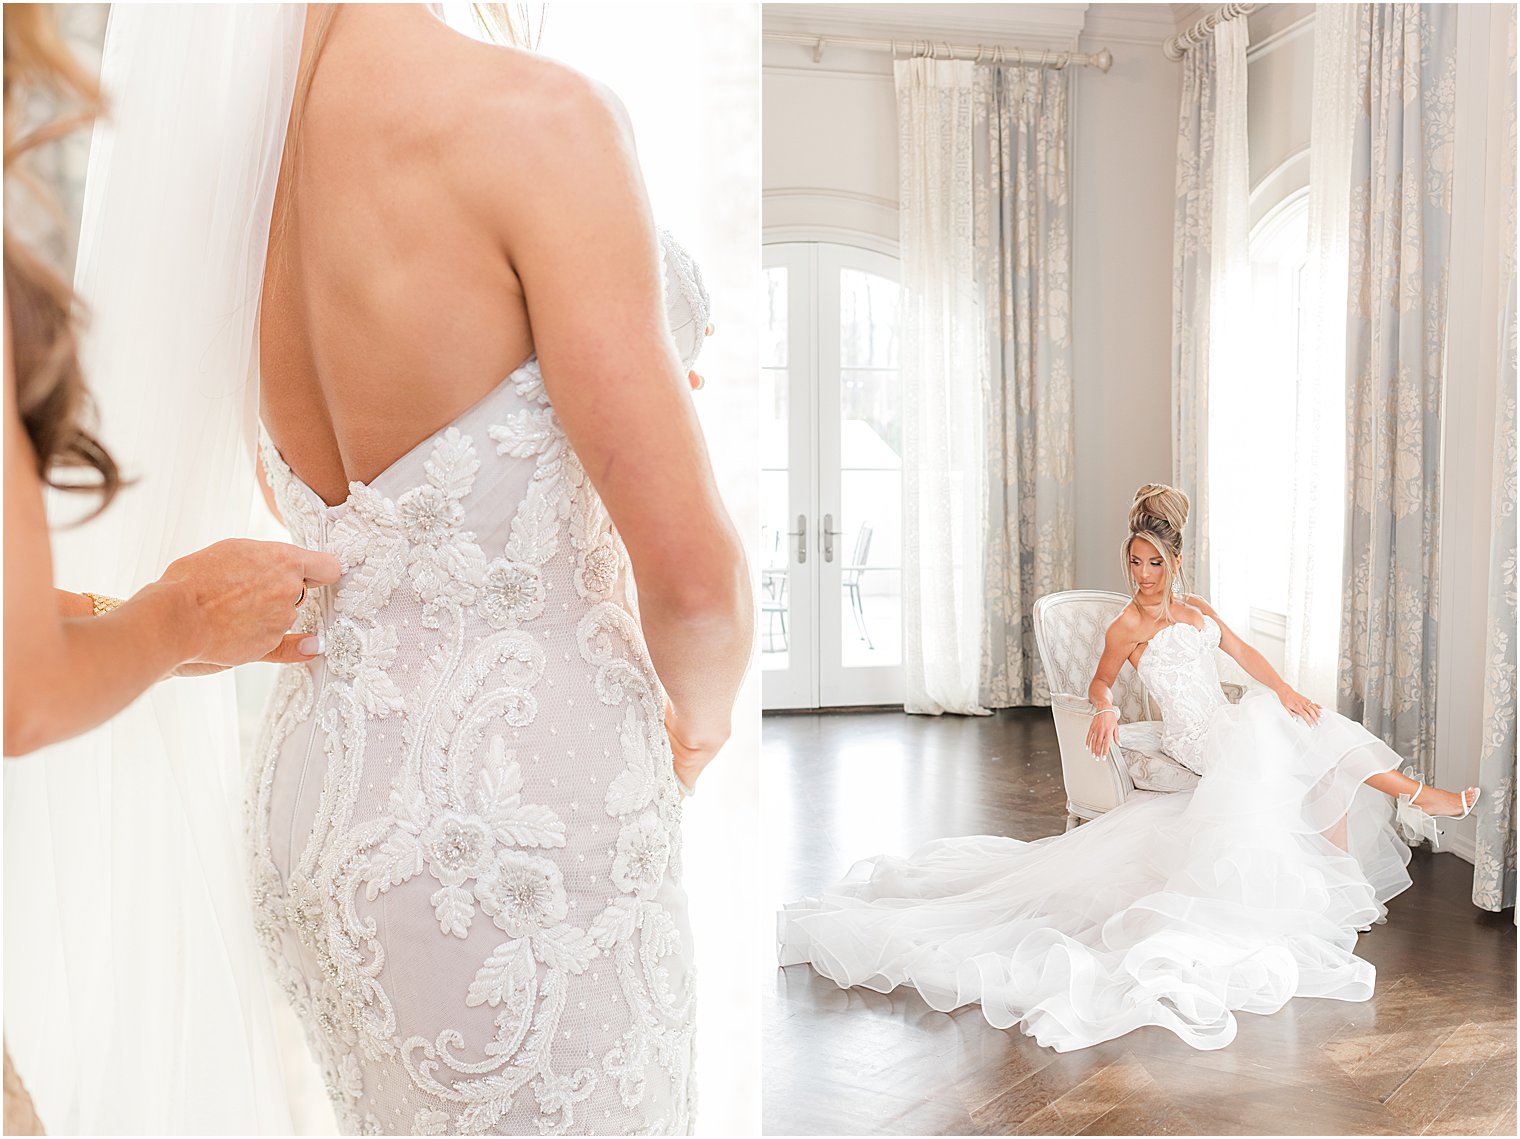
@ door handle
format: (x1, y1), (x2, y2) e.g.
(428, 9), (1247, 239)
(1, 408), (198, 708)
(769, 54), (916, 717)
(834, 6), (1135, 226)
(822, 513), (845, 563)
(787, 514), (808, 564)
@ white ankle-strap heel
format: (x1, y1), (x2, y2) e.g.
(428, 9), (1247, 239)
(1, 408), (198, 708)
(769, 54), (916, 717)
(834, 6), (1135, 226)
(1398, 783), (1481, 849)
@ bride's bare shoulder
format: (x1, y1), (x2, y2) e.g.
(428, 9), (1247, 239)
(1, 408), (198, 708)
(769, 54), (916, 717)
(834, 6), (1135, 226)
(1104, 605), (1144, 642)
(433, 43), (639, 237)
(1182, 595), (1217, 621)
(448, 43), (631, 160)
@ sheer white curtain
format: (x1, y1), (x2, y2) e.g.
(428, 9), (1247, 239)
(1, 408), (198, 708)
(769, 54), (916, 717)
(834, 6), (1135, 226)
(1171, 34), (1215, 600)
(1284, 3), (1356, 705)
(895, 57), (989, 717)
(1203, 17), (1252, 629)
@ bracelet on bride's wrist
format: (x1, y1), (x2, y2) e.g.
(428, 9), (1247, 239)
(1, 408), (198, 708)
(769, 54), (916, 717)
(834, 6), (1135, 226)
(1091, 706), (1117, 719)
(81, 591), (125, 617)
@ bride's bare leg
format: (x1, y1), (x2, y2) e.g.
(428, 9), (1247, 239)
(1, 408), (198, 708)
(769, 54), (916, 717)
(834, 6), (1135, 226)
(1363, 769), (1478, 816)
(1322, 814), (1349, 851)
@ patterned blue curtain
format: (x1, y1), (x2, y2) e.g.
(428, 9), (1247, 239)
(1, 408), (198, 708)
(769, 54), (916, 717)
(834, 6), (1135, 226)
(1474, 5), (1517, 913)
(975, 63), (1075, 707)
(1339, 4), (1456, 778)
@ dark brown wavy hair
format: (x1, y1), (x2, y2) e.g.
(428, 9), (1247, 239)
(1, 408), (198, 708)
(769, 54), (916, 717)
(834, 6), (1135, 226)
(3, 4), (121, 517)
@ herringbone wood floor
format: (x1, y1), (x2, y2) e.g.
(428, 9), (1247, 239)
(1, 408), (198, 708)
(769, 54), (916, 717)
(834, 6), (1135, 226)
(764, 708), (1517, 1136)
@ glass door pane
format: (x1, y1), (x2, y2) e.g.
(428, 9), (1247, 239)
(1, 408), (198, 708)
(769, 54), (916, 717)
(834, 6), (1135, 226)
(760, 266), (790, 672)
(837, 267), (902, 672)
(761, 242), (904, 709)
(761, 244), (815, 709)
(817, 246), (904, 705)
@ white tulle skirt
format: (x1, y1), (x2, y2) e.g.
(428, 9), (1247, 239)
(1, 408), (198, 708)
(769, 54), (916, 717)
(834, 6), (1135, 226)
(778, 691), (1414, 1052)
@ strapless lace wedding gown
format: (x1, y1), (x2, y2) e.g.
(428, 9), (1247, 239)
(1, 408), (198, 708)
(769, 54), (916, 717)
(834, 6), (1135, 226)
(249, 233), (709, 1134)
(779, 615), (1416, 1052)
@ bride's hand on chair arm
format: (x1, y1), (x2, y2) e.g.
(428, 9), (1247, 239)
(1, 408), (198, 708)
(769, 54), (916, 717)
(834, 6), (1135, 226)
(494, 68), (753, 790)
(4, 303), (341, 756)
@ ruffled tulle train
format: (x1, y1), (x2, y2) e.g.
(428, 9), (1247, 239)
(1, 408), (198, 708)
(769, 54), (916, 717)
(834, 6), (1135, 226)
(778, 691), (1414, 1051)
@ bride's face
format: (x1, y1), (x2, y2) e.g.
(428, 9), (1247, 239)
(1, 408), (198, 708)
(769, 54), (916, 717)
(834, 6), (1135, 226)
(1128, 538), (1169, 596)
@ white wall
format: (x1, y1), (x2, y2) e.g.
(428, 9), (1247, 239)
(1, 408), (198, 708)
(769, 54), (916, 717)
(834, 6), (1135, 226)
(762, 38), (898, 246)
(762, 3), (1180, 591)
(1071, 7), (1179, 588)
(1245, 3), (1314, 222)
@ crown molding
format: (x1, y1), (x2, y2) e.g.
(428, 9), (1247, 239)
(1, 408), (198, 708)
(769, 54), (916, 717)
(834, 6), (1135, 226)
(1170, 4), (1207, 33)
(1081, 3), (1193, 46)
(762, 3), (1089, 50)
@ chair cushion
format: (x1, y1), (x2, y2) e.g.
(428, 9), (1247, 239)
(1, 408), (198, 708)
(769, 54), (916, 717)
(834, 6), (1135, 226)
(1115, 720), (1201, 793)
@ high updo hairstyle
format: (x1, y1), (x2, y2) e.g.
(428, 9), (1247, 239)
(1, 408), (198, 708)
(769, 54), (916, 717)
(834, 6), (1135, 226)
(3, 5), (121, 517)
(1122, 483), (1190, 621)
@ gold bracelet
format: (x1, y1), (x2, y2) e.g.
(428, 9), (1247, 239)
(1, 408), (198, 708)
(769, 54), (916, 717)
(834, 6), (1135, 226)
(81, 591), (125, 618)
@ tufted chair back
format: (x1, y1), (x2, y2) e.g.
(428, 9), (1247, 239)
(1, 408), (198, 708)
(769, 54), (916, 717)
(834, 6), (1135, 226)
(1032, 590), (1148, 720)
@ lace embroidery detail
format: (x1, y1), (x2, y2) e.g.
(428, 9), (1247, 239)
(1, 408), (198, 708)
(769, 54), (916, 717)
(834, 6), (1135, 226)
(657, 228), (710, 373)
(1136, 616), (1228, 774)
(248, 236), (703, 1136)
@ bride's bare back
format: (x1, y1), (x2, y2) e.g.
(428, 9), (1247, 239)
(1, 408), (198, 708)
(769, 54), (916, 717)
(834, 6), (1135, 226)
(261, 6), (546, 506)
(261, 2), (750, 771)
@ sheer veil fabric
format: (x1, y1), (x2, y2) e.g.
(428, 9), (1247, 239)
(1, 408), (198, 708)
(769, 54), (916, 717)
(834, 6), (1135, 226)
(3, 5), (310, 1131)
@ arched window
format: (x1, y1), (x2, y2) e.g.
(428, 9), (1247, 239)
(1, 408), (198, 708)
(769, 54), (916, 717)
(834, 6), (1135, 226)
(1213, 187), (1309, 654)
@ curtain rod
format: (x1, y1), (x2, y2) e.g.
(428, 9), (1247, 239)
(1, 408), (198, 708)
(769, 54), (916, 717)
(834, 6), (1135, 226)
(764, 30), (1113, 72)
(1164, 3), (1258, 60)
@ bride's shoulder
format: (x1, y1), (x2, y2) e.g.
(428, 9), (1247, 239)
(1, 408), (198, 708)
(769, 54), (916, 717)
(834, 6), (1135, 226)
(1182, 595), (1218, 623)
(1105, 605), (1144, 640)
(442, 48), (638, 220)
(444, 52), (657, 267)
(457, 46), (631, 152)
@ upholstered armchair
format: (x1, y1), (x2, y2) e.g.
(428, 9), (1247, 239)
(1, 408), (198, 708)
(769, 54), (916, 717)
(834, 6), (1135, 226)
(1032, 589), (1252, 831)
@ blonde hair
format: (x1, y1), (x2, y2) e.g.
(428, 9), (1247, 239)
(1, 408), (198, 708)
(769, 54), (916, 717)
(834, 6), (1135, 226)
(3, 5), (123, 517)
(1121, 483), (1189, 622)
(271, 4), (535, 261)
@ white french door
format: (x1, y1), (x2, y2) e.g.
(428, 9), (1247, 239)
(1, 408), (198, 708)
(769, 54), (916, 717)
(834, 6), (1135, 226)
(762, 241), (905, 709)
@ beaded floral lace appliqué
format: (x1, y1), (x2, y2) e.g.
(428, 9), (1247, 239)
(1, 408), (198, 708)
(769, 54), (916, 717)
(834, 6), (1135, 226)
(248, 360), (694, 1135)
(1136, 616), (1227, 776)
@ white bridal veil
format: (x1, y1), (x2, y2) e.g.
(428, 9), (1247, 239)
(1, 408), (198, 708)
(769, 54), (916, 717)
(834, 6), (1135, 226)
(3, 4), (309, 1131)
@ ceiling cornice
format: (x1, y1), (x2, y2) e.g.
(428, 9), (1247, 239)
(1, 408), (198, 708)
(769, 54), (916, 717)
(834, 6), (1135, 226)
(1082, 4), (1196, 46)
(762, 3), (1090, 49)
(1170, 4), (1209, 33)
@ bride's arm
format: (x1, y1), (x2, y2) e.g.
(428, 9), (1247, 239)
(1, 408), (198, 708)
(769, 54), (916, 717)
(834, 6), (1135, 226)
(1085, 620), (1132, 757)
(493, 67), (752, 787)
(1187, 596), (1321, 725)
